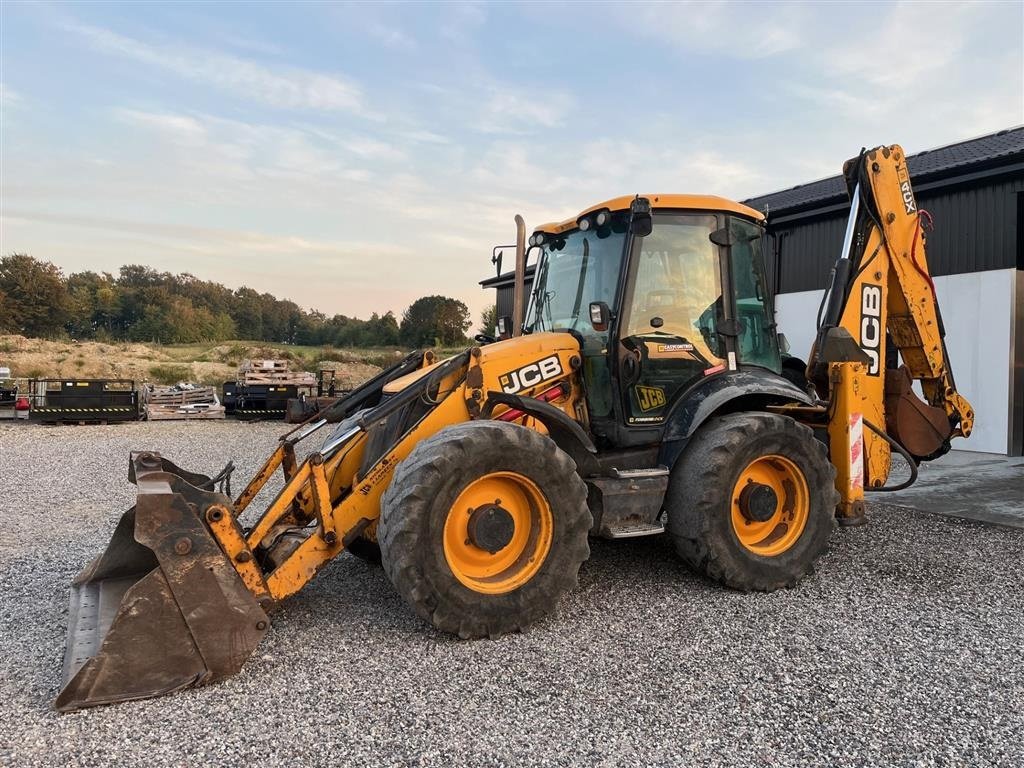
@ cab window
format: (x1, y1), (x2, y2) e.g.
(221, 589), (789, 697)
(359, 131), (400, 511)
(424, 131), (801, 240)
(620, 213), (726, 424)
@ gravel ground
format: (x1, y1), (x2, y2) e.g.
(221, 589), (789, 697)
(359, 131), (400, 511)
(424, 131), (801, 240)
(1, 421), (1022, 767)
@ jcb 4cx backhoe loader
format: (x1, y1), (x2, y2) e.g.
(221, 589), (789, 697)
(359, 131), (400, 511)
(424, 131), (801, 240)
(56, 144), (973, 711)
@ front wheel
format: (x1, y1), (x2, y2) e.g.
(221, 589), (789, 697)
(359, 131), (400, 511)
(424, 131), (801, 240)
(666, 412), (837, 591)
(378, 421), (591, 638)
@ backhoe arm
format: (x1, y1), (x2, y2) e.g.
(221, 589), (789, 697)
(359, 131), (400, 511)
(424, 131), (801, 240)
(810, 144), (974, 521)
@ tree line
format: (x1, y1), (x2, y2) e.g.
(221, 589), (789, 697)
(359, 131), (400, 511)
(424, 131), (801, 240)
(0, 254), (479, 348)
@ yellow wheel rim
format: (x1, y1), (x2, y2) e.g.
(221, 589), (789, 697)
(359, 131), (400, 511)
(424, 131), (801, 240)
(730, 454), (810, 557)
(443, 472), (553, 595)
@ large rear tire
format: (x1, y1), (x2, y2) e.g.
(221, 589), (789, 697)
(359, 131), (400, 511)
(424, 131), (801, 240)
(666, 412), (837, 591)
(379, 421), (591, 638)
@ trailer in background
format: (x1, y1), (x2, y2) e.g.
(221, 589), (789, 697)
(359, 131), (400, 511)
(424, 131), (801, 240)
(232, 383), (298, 420)
(26, 378), (140, 424)
(222, 359), (315, 420)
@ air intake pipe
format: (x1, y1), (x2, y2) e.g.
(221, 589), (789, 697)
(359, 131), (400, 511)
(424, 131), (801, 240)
(512, 214), (526, 337)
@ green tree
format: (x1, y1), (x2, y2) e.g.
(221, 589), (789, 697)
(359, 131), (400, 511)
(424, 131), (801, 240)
(479, 304), (498, 336)
(0, 287), (12, 332)
(232, 287), (265, 340)
(400, 295), (471, 347)
(365, 311), (400, 346)
(0, 254), (71, 337)
(66, 271), (123, 338)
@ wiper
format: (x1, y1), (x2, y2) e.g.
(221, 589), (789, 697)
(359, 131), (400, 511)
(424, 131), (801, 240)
(570, 238), (590, 326)
(529, 259), (550, 329)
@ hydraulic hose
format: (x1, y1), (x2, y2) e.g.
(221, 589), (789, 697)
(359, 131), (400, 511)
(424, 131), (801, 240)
(862, 418), (919, 492)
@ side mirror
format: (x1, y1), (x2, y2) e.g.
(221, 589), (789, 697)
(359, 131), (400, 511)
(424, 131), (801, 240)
(709, 227), (733, 246)
(589, 301), (611, 332)
(629, 196), (653, 237)
(777, 332), (791, 355)
(496, 315), (513, 338)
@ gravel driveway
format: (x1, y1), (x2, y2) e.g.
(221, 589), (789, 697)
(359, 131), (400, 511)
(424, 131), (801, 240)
(1, 422), (1021, 767)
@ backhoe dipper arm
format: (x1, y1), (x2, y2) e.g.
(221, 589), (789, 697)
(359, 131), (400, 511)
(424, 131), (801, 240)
(811, 144), (974, 521)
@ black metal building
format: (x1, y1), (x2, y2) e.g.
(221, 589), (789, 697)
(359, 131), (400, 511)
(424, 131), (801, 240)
(479, 263), (535, 328)
(744, 127), (1024, 296)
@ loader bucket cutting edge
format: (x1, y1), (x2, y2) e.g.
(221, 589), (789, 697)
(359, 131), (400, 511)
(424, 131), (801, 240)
(55, 453), (269, 712)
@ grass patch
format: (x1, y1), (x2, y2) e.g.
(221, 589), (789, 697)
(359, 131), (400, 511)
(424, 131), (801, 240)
(148, 364), (193, 384)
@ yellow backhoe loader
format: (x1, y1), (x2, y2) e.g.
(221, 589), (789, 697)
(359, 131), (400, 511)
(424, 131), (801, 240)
(56, 144), (973, 711)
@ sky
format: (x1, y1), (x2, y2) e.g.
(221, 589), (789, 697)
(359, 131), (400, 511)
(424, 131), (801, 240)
(1, 1), (1022, 330)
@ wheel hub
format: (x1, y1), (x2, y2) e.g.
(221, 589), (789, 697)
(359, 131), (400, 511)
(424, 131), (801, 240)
(738, 482), (778, 523)
(467, 504), (516, 554)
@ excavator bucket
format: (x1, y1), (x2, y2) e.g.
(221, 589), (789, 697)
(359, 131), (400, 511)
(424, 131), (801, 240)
(55, 453), (269, 712)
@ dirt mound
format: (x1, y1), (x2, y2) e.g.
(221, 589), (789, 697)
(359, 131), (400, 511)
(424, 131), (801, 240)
(0, 335), (384, 389)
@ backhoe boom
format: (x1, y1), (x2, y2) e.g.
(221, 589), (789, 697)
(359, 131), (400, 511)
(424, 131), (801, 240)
(811, 144), (974, 521)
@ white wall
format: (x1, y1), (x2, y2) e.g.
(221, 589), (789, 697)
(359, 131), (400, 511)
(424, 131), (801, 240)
(774, 268), (1016, 455)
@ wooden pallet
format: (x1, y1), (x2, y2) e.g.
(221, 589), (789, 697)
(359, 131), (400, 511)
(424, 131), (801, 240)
(238, 359), (315, 387)
(145, 386), (226, 420)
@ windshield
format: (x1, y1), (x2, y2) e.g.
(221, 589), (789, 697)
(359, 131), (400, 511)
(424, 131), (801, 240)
(526, 223), (628, 335)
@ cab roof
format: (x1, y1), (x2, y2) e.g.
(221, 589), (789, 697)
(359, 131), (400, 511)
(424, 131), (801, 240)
(533, 194), (764, 235)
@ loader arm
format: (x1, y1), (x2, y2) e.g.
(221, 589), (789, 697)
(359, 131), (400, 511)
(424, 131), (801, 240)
(56, 334), (587, 711)
(809, 144), (974, 522)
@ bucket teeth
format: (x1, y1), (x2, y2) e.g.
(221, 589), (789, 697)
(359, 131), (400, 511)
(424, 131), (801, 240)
(55, 453), (269, 712)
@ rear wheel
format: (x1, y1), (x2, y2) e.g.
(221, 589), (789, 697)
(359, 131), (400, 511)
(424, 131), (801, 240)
(666, 412), (837, 591)
(379, 421), (591, 638)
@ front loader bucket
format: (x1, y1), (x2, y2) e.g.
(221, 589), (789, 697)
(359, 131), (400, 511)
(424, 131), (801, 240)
(55, 453), (269, 712)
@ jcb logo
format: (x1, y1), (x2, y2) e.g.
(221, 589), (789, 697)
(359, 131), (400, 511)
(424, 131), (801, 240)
(860, 284), (882, 376)
(897, 165), (916, 215)
(500, 355), (563, 394)
(636, 385), (666, 412)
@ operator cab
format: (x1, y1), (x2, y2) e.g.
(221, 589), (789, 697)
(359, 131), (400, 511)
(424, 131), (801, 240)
(523, 195), (781, 447)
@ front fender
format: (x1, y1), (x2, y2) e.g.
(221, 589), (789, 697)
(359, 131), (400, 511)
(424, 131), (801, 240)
(482, 391), (600, 477)
(657, 368), (814, 469)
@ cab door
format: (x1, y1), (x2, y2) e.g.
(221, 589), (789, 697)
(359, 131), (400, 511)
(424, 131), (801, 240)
(617, 213), (729, 425)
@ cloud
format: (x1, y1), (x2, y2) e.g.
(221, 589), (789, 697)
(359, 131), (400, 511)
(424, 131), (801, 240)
(440, 1), (487, 41)
(396, 129), (452, 145)
(63, 20), (371, 115)
(614, 1), (805, 59)
(112, 108), (407, 187)
(219, 33), (286, 57)
(823, 1), (973, 87)
(116, 109), (209, 146)
(0, 83), (23, 108)
(345, 137), (407, 161)
(776, 1), (1022, 168)
(365, 21), (417, 51)
(476, 85), (573, 134)
(2, 208), (406, 252)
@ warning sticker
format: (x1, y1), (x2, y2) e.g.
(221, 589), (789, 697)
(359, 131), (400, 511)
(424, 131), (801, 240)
(657, 343), (694, 353)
